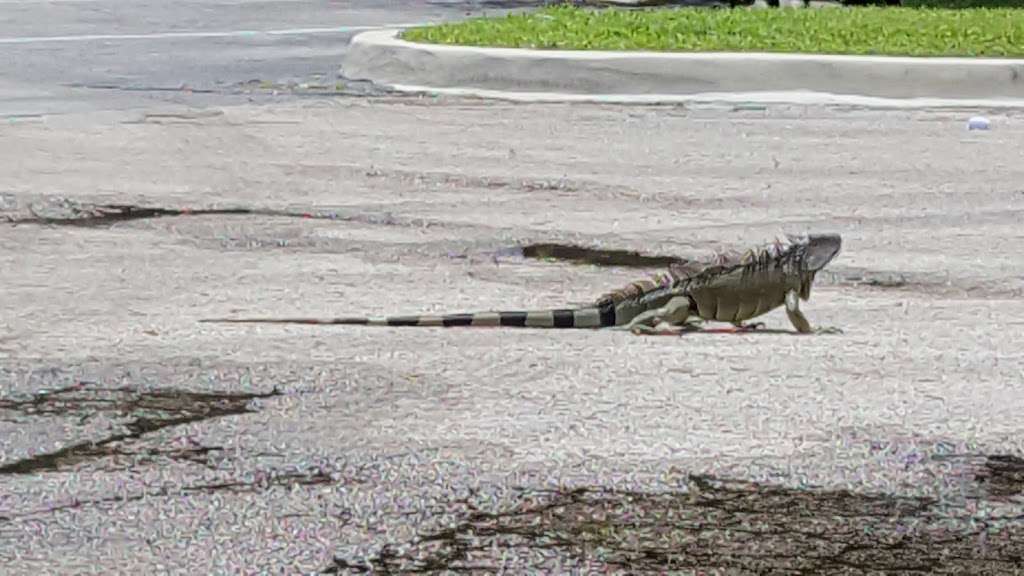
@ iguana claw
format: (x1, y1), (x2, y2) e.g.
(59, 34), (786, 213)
(813, 326), (844, 335)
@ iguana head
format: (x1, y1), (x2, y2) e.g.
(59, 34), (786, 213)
(786, 233), (841, 300)
(795, 233), (842, 272)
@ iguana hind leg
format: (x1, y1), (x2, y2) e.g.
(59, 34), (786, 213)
(785, 289), (842, 334)
(622, 296), (698, 336)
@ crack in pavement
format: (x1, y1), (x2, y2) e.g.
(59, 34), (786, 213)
(2, 199), (464, 230)
(325, 474), (1024, 574)
(64, 76), (413, 100)
(4, 201), (361, 228)
(0, 384), (281, 475)
(1, 198), (969, 297)
(0, 465), (337, 524)
(8, 203), (287, 227)
(2, 199), (998, 299)
(519, 242), (687, 268)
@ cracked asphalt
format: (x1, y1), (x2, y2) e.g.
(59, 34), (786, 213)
(3, 97), (1024, 573)
(3, 1), (1024, 573)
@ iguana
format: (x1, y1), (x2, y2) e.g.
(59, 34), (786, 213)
(200, 233), (842, 335)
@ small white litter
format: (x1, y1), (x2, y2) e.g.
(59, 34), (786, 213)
(967, 116), (990, 131)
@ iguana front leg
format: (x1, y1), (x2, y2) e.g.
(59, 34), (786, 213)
(785, 289), (841, 334)
(623, 296), (698, 335)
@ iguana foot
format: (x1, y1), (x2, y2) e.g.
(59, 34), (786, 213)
(813, 326), (843, 335)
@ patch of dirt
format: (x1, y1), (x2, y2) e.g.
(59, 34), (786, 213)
(976, 455), (1024, 501)
(326, 474), (1024, 574)
(0, 384), (280, 474)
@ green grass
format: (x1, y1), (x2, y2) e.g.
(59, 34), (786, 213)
(402, 5), (1024, 57)
(903, 0), (1024, 7)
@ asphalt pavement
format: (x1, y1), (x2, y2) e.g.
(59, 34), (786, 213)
(2, 1), (1024, 574)
(0, 0), (545, 117)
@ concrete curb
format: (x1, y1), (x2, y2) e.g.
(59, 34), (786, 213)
(342, 29), (1024, 106)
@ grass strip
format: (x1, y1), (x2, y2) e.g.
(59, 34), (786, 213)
(402, 5), (1024, 58)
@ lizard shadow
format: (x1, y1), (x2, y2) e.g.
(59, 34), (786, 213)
(638, 327), (836, 337)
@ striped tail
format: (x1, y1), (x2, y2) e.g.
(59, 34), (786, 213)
(199, 303), (619, 329)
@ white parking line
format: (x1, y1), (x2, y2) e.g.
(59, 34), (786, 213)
(0, 23), (428, 44)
